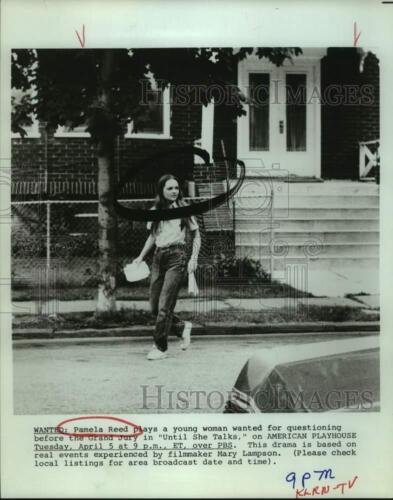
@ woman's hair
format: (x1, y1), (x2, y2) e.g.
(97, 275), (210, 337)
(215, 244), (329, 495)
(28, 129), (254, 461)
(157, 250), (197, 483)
(150, 174), (192, 235)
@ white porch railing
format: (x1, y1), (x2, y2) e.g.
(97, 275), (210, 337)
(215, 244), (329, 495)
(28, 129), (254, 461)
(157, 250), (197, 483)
(359, 139), (379, 178)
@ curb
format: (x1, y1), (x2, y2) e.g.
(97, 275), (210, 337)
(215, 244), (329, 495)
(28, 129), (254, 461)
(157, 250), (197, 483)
(12, 321), (380, 340)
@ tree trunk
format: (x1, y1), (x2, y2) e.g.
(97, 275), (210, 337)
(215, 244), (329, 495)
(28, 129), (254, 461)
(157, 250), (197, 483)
(96, 138), (117, 312)
(96, 50), (118, 313)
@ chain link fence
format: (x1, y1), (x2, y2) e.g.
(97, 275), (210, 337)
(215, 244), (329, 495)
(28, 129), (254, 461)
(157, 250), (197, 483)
(11, 192), (312, 322)
(11, 197), (252, 295)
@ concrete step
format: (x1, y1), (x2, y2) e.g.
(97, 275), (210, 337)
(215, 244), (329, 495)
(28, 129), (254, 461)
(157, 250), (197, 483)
(235, 195), (379, 209)
(235, 218), (379, 231)
(235, 242), (379, 258)
(282, 182), (379, 196)
(235, 230), (379, 244)
(231, 179), (379, 196)
(235, 208), (379, 219)
(234, 250), (379, 270)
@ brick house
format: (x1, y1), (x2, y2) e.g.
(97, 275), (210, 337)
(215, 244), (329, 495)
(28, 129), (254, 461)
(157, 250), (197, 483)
(12, 47), (380, 296)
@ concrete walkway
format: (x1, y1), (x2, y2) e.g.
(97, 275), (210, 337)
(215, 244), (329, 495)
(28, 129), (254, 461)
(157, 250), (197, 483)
(272, 266), (379, 297)
(12, 294), (379, 315)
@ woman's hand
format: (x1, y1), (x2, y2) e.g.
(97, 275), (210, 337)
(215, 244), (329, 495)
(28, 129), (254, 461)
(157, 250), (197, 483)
(187, 259), (198, 274)
(133, 256), (143, 265)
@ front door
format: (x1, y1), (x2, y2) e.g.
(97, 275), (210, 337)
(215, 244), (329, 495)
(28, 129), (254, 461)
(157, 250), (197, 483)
(237, 53), (322, 178)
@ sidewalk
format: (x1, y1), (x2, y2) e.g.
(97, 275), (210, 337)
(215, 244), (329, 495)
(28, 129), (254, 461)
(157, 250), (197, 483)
(12, 294), (380, 315)
(12, 294), (380, 339)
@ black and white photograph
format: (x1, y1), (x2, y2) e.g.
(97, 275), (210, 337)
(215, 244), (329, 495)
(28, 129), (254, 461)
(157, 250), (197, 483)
(11, 46), (380, 415)
(2, 1), (393, 498)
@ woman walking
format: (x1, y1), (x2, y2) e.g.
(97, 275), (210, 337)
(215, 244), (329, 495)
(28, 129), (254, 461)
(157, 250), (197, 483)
(133, 174), (201, 360)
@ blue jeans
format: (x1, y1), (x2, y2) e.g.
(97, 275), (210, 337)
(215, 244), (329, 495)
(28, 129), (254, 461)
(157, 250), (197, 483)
(150, 244), (187, 352)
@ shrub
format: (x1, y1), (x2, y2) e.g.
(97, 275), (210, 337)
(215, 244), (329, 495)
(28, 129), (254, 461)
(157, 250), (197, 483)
(198, 254), (271, 285)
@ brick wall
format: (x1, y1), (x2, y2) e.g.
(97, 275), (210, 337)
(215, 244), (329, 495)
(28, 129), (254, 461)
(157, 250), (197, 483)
(321, 48), (379, 179)
(12, 102), (202, 191)
(359, 52), (380, 142)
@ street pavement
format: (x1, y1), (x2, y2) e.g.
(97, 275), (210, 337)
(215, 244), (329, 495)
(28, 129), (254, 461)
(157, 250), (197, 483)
(13, 333), (361, 415)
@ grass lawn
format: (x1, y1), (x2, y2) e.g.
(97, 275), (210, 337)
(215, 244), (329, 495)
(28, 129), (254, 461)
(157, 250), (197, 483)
(12, 257), (312, 301)
(13, 305), (379, 331)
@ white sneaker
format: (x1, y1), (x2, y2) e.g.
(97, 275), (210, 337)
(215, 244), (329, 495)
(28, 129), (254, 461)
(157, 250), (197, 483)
(180, 321), (192, 350)
(147, 346), (168, 360)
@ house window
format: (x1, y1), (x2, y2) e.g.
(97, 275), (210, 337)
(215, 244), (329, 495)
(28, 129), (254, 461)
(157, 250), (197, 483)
(126, 86), (171, 139)
(54, 123), (90, 138)
(11, 87), (40, 138)
(52, 82), (171, 139)
(11, 118), (40, 138)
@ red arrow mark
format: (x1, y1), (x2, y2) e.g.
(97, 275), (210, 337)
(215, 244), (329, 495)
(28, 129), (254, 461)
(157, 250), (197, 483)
(353, 22), (361, 46)
(75, 24), (85, 48)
